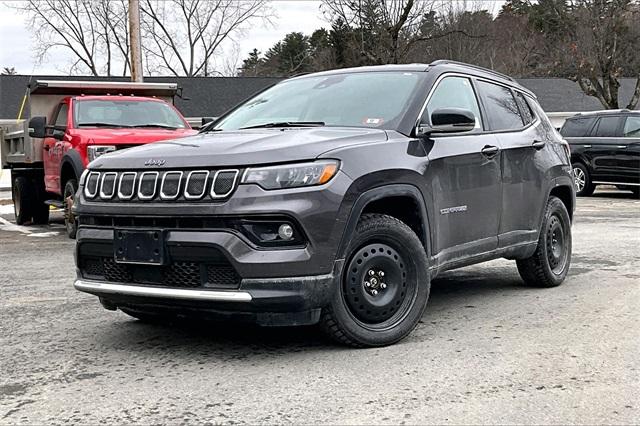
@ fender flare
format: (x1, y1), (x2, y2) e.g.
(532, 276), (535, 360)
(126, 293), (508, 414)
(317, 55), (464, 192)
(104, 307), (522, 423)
(60, 149), (84, 184)
(336, 184), (431, 260)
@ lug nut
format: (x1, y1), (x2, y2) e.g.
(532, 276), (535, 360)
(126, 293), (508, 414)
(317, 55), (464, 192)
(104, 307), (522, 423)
(365, 281), (371, 287)
(371, 289), (378, 296)
(369, 270), (375, 276)
(380, 283), (387, 289)
(379, 271), (384, 277)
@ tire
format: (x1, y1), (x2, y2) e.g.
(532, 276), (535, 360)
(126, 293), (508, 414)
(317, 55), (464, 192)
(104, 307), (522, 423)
(12, 175), (36, 225)
(32, 178), (50, 225)
(320, 213), (430, 347)
(517, 196), (572, 287)
(63, 179), (78, 239)
(572, 163), (594, 196)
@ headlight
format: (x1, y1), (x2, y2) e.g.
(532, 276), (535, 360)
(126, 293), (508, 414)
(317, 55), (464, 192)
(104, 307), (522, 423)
(241, 160), (339, 190)
(87, 145), (116, 162)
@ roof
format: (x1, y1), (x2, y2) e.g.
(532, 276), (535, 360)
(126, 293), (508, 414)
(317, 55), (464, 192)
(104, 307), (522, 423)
(567, 109), (640, 118)
(0, 73), (637, 119)
(30, 80), (178, 97)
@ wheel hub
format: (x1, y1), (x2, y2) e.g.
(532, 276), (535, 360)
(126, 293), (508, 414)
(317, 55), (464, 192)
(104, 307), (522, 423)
(344, 243), (408, 324)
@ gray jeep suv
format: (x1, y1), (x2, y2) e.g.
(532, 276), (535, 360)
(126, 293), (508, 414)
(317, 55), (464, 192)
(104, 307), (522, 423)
(74, 61), (575, 347)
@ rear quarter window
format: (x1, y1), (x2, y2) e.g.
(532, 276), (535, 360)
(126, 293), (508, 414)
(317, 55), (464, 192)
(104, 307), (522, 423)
(560, 117), (596, 137)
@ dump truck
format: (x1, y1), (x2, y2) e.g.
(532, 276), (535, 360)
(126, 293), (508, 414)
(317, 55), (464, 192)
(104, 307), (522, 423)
(0, 80), (196, 237)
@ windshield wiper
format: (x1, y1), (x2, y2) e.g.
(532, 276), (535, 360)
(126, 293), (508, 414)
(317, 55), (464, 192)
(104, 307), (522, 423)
(77, 122), (133, 128)
(239, 121), (325, 130)
(132, 124), (178, 130)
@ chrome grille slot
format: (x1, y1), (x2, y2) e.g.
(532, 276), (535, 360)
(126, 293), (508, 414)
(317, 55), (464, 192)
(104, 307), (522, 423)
(84, 172), (100, 198)
(211, 169), (239, 198)
(100, 172), (118, 199)
(160, 171), (183, 200)
(138, 172), (159, 200)
(117, 172), (137, 200)
(184, 171), (209, 199)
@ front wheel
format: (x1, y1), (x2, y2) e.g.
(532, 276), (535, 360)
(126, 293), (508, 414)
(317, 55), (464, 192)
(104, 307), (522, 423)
(320, 214), (430, 347)
(517, 196), (572, 287)
(64, 179), (78, 239)
(572, 163), (594, 196)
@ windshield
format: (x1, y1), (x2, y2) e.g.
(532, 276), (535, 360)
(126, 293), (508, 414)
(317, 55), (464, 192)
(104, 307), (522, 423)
(213, 72), (424, 131)
(75, 100), (187, 129)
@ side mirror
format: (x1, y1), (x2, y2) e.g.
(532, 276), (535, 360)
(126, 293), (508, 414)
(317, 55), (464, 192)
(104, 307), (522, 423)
(416, 108), (476, 136)
(51, 128), (65, 140)
(28, 116), (47, 138)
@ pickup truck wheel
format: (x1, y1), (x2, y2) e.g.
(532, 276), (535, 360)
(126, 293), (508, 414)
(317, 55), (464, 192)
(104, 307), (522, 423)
(64, 179), (78, 239)
(32, 179), (50, 225)
(320, 213), (430, 347)
(12, 175), (35, 225)
(516, 196), (572, 287)
(572, 163), (594, 196)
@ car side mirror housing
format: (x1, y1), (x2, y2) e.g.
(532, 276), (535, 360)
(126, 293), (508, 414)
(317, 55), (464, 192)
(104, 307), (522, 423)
(51, 128), (66, 140)
(416, 108), (476, 136)
(28, 116), (47, 138)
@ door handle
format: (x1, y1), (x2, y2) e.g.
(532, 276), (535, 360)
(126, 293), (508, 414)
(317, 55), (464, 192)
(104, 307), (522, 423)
(481, 145), (499, 158)
(616, 145), (627, 149)
(532, 140), (546, 150)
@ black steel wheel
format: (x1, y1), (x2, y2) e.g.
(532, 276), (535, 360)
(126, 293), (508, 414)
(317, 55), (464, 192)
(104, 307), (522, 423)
(517, 196), (572, 287)
(321, 214), (430, 347)
(64, 179), (78, 239)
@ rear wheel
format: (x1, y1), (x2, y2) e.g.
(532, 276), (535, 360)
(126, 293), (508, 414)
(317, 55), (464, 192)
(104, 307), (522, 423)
(64, 179), (78, 239)
(320, 214), (430, 347)
(12, 175), (35, 225)
(572, 163), (594, 196)
(517, 196), (572, 287)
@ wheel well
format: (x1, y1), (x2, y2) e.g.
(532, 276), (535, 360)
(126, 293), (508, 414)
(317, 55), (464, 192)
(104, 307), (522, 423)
(60, 162), (77, 189)
(550, 185), (574, 220)
(361, 196), (427, 247)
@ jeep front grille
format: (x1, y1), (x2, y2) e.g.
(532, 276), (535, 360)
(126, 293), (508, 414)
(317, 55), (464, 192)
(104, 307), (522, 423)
(84, 169), (240, 202)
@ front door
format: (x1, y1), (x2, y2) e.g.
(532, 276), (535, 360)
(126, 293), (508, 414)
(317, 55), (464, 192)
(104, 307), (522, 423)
(588, 115), (623, 182)
(617, 115), (640, 185)
(421, 75), (502, 264)
(43, 102), (69, 194)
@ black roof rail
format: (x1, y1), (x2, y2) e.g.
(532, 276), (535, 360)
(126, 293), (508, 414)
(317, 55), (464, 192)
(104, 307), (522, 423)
(429, 60), (515, 82)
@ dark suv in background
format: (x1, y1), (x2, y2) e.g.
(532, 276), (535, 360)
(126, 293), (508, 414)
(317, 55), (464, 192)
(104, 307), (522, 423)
(560, 110), (640, 196)
(73, 61), (575, 347)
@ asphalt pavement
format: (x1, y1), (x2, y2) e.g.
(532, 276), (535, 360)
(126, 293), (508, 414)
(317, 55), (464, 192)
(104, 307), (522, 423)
(1, 189), (639, 424)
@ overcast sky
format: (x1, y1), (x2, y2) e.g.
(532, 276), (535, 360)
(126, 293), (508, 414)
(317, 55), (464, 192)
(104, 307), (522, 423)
(0, 1), (504, 76)
(0, 1), (326, 75)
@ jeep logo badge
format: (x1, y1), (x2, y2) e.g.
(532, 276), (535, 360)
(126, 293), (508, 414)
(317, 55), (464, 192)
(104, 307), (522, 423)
(144, 159), (166, 166)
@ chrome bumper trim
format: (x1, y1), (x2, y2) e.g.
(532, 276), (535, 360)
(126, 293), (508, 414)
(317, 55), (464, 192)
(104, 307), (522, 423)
(74, 279), (252, 302)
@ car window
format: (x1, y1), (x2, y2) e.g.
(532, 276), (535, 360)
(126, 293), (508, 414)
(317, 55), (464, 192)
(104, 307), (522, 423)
(560, 117), (596, 137)
(623, 116), (640, 137)
(593, 116), (620, 137)
(425, 76), (482, 128)
(54, 103), (69, 127)
(476, 81), (523, 131)
(514, 92), (534, 125)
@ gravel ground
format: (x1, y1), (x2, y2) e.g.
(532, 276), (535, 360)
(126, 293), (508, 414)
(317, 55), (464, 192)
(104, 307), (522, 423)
(1, 189), (639, 424)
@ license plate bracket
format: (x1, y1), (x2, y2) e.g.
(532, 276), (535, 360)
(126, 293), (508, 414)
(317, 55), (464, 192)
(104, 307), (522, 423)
(114, 229), (165, 265)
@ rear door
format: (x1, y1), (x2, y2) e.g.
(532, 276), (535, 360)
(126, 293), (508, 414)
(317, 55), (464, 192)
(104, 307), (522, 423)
(474, 81), (547, 247)
(421, 75), (502, 263)
(43, 101), (70, 194)
(588, 115), (624, 182)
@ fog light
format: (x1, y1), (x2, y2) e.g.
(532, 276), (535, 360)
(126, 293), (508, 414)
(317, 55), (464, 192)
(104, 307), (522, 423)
(278, 224), (294, 240)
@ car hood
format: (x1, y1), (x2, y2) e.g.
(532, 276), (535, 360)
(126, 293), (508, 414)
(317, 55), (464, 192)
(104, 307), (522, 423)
(72, 128), (197, 146)
(89, 127), (388, 169)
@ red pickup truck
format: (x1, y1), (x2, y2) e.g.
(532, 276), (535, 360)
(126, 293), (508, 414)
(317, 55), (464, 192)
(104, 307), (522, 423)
(1, 80), (196, 237)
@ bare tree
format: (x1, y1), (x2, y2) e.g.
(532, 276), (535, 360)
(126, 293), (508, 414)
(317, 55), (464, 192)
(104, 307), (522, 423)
(139, 0), (270, 76)
(12, 0), (118, 75)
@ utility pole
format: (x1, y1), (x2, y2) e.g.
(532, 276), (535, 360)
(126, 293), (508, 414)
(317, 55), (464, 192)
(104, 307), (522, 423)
(129, 0), (143, 82)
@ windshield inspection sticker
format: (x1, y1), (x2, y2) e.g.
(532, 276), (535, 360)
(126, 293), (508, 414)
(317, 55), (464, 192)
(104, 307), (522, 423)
(363, 118), (383, 125)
